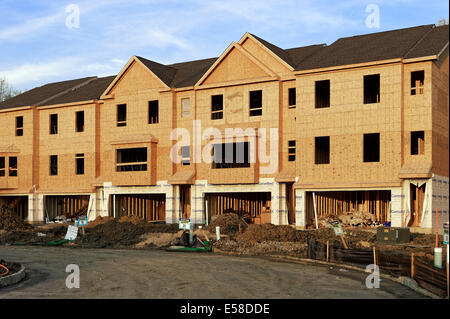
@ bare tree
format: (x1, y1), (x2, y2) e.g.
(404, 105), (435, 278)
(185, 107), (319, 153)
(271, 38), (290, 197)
(0, 77), (21, 102)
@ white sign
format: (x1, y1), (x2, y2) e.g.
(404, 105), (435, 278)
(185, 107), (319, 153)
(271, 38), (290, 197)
(179, 218), (191, 230)
(65, 225), (79, 241)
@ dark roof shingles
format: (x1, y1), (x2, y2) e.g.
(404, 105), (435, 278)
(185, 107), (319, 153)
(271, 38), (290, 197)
(40, 76), (115, 106)
(2, 24), (448, 109)
(405, 25), (449, 59)
(296, 24), (435, 71)
(0, 77), (96, 110)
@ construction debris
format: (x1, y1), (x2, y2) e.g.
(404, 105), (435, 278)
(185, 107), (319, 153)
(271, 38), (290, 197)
(318, 210), (382, 228)
(206, 213), (248, 235)
(0, 205), (32, 232)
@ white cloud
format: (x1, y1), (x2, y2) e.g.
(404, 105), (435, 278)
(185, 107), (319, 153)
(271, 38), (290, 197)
(0, 58), (80, 86)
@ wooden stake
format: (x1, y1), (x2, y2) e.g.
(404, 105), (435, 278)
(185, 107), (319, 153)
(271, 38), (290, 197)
(340, 235), (348, 249)
(373, 246), (377, 266)
(312, 192), (318, 229)
(435, 208), (439, 248)
(411, 253), (415, 279)
(447, 244), (449, 299)
(326, 240), (329, 262)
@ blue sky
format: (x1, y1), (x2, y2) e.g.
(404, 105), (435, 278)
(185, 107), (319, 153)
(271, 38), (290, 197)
(0, 0), (448, 91)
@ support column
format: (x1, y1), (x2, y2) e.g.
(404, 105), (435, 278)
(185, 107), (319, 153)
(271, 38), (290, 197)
(271, 182), (281, 225)
(278, 183), (289, 225)
(390, 187), (403, 227)
(295, 189), (306, 229)
(28, 193), (44, 224)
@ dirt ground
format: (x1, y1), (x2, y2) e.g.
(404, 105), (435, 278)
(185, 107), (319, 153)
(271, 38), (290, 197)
(0, 246), (426, 299)
(0, 213), (444, 263)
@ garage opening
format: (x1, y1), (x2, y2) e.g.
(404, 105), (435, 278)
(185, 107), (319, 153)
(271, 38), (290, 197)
(45, 195), (90, 220)
(305, 190), (391, 228)
(205, 192), (271, 224)
(109, 194), (165, 222)
(0, 196), (28, 220)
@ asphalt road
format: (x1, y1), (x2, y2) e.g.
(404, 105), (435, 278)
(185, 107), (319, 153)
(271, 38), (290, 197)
(0, 246), (426, 299)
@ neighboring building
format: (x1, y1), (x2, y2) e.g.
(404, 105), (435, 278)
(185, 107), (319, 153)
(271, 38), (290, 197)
(0, 24), (448, 232)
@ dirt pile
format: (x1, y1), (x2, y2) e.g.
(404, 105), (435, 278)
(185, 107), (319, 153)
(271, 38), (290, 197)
(215, 239), (308, 257)
(76, 220), (146, 248)
(76, 219), (179, 248)
(0, 206), (32, 231)
(206, 213), (248, 235)
(85, 216), (115, 228)
(134, 231), (183, 248)
(236, 224), (311, 243)
(118, 215), (146, 225)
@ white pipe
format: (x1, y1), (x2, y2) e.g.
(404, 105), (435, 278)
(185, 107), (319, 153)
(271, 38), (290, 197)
(312, 192), (318, 229)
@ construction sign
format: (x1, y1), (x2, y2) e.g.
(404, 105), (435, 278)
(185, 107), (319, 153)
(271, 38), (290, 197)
(331, 221), (344, 236)
(179, 218), (192, 230)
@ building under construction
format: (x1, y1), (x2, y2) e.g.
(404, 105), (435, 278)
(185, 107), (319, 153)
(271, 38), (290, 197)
(0, 24), (448, 232)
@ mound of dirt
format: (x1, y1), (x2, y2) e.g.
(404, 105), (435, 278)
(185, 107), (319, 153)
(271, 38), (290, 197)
(85, 216), (115, 228)
(215, 239), (308, 257)
(410, 233), (443, 246)
(76, 220), (146, 248)
(134, 231), (183, 248)
(118, 215), (146, 225)
(236, 224), (311, 243)
(206, 213), (248, 235)
(0, 206), (32, 231)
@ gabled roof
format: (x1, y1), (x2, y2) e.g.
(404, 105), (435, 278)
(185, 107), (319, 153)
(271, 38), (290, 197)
(40, 76), (115, 106)
(295, 24), (439, 71)
(194, 42), (277, 86)
(249, 33), (296, 68)
(136, 56), (177, 87)
(0, 77), (96, 110)
(405, 24), (449, 59)
(2, 23), (447, 109)
(168, 58), (218, 88)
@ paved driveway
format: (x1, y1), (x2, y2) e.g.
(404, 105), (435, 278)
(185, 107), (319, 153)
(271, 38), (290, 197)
(0, 246), (426, 299)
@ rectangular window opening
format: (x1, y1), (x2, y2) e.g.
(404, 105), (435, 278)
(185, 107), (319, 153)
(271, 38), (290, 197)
(181, 146), (190, 166)
(212, 142), (250, 169)
(411, 71), (424, 95)
(8, 157), (18, 177)
(364, 74), (380, 104)
(117, 104), (127, 127)
(50, 114), (58, 134)
(0, 157), (5, 177)
(288, 88), (296, 107)
(76, 111), (84, 132)
(181, 98), (190, 118)
(148, 100), (159, 124)
(411, 131), (425, 155)
(315, 136), (330, 164)
(211, 95), (223, 120)
(50, 155), (58, 176)
(315, 80), (330, 108)
(16, 116), (23, 136)
(116, 147), (147, 172)
(363, 133), (380, 162)
(76, 153), (85, 175)
(288, 140), (296, 162)
(249, 90), (262, 116)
